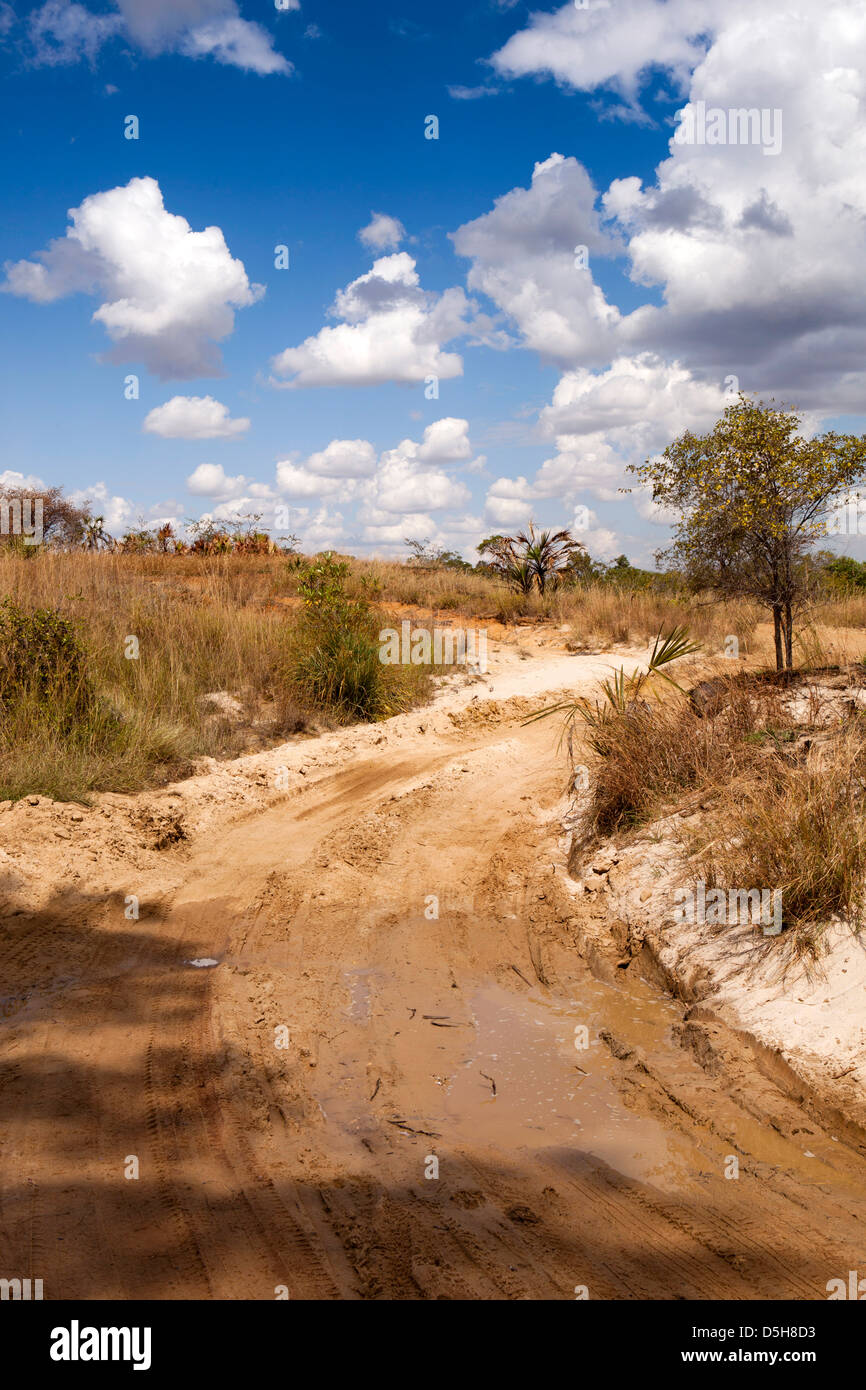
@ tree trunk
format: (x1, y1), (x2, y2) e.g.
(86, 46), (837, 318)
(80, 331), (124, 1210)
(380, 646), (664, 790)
(784, 601), (794, 670)
(772, 605), (784, 672)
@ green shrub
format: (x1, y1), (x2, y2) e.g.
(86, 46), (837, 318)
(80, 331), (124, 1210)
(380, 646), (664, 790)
(0, 597), (92, 722)
(291, 553), (425, 720)
(294, 624), (385, 719)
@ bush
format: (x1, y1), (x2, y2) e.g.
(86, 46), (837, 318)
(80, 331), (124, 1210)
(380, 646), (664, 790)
(291, 553), (426, 720)
(572, 664), (866, 953)
(577, 672), (795, 837)
(581, 700), (715, 836)
(293, 623), (385, 720)
(694, 731), (866, 951)
(0, 597), (92, 722)
(820, 555), (866, 592)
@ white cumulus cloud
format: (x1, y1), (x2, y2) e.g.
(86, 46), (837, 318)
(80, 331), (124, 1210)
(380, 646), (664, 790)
(0, 469), (47, 490)
(3, 177), (263, 378)
(452, 153), (621, 367)
(487, 0), (866, 411)
(270, 252), (472, 388)
(534, 355), (728, 501)
(275, 461), (347, 498)
(416, 417), (472, 463)
(143, 395), (250, 439)
(271, 419), (476, 524)
(358, 212), (406, 251)
(25, 0), (291, 74)
(28, 1), (123, 66)
(366, 454), (471, 515)
(490, 0), (713, 113)
(68, 482), (133, 532)
(187, 462), (252, 498)
(303, 439), (378, 478)
(178, 15), (291, 74)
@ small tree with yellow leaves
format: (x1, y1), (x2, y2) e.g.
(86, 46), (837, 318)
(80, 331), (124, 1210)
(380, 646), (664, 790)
(630, 395), (866, 671)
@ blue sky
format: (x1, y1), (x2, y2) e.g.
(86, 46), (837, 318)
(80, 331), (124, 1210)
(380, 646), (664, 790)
(2, 0), (865, 562)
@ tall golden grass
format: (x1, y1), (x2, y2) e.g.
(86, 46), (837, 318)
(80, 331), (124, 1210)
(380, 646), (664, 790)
(0, 550), (429, 801)
(325, 555), (764, 650)
(571, 669), (866, 953)
(2, 549), (865, 818)
(692, 725), (866, 955)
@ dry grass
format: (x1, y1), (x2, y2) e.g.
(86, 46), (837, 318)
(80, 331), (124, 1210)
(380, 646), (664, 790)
(4, 548), (866, 836)
(576, 675), (787, 838)
(809, 593), (866, 630)
(573, 668), (866, 952)
(692, 727), (866, 954)
(560, 588), (761, 651)
(308, 556), (764, 652)
(0, 551), (430, 801)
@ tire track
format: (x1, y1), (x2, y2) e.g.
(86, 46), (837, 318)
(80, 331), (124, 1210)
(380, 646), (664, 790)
(142, 1039), (213, 1299)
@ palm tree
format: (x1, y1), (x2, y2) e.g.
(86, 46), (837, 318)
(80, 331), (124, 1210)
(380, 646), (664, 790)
(478, 522), (583, 595)
(82, 515), (112, 551)
(477, 535), (531, 591)
(516, 522), (579, 595)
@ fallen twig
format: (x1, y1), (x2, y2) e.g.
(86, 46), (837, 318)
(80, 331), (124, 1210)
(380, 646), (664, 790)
(387, 1119), (441, 1138)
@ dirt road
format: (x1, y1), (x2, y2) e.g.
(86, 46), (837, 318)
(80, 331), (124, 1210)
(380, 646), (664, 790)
(2, 639), (866, 1299)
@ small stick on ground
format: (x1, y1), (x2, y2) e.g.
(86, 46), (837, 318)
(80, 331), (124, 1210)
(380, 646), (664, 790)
(387, 1119), (441, 1138)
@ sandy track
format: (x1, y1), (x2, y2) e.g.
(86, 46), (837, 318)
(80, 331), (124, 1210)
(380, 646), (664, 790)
(2, 639), (866, 1299)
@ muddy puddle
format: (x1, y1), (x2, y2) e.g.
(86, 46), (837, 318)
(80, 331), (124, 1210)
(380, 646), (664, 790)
(316, 964), (707, 1189)
(342, 966), (380, 1022)
(311, 942), (852, 1201)
(435, 983), (700, 1186)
